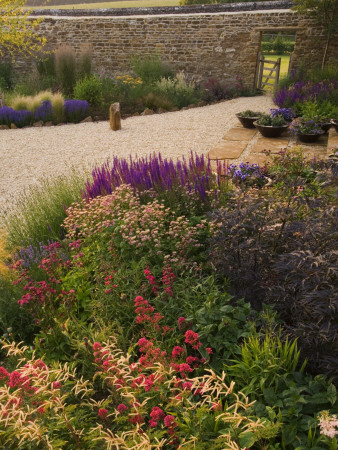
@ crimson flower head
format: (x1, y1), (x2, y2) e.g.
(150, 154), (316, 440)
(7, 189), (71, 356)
(150, 406), (165, 421)
(98, 408), (108, 420)
(171, 346), (184, 359)
(184, 330), (202, 349)
(93, 342), (102, 351)
(164, 414), (178, 428)
(117, 403), (128, 414)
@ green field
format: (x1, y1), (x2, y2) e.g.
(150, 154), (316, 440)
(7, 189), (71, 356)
(262, 54), (290, 90)
(32, 0), (180, 8)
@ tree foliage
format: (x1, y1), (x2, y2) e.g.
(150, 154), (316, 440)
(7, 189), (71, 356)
(292, 0), (338, 68)
(0, 0), (46, 58)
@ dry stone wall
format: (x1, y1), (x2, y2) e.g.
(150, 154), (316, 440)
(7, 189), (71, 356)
(15, 9), (338, 88)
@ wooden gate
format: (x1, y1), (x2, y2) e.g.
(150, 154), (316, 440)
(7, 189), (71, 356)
(255, 53), (281, 91)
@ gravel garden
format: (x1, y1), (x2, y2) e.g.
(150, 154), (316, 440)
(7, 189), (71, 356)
(0, 51), (338, 448)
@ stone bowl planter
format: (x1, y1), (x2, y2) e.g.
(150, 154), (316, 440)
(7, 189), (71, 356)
(331, 119), (338, 133)
(236, 114), (260, 129)
(253, 122), (289, 138)
(297, 131), (325, 143)
(319, 122), (332, 133)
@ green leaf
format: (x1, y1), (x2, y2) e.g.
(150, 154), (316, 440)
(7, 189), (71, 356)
(239, 432), (257, 448)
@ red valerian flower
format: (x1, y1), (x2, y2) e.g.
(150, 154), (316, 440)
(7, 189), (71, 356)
(98, 408), (108, 420)
(117, 403), (128, 413)
(150, 406), (165, 421)
(184, 330), (202, 350)
(164, 414), (178, 428)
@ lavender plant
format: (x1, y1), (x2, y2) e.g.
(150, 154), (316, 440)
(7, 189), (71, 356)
(63, 99), (89, 123)
(34, 100), (53, 123)
(0, 106), (33, 128)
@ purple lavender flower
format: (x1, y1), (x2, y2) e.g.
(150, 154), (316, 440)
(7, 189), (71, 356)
(13, 241), (54, 268)
(64, 100), (89, 123)
(34, 101), (53, 123)
(0, 106), (33, 128)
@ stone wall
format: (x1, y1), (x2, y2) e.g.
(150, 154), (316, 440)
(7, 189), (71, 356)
(14, 9), (338, 88)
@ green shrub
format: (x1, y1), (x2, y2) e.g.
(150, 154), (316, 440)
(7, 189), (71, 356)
(155, 72), (199, 108)
(0, 61), (14, 91)
(55, 44), (77, 97)
(73, 75), (102, 106)
(141, 91), (173, 111)
(131, 54), (174, 84)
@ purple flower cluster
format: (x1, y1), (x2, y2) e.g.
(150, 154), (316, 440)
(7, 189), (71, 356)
(228, 162), (267, 187)
(0, 106), (33, 128)
(289, 119), (323, 136)
(84, 152), (220, 203)
(274, 80), (338, 110)
(64, 100), (89, 123)
(34, 101), (53, 123)
(13, 241), (54, 268)
(270, 108), (296, 121)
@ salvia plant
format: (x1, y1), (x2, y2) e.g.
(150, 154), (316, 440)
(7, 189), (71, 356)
(84, 152), (227, 215)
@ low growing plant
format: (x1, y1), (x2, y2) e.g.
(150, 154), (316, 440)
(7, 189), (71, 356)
(74, 75), (102, 106)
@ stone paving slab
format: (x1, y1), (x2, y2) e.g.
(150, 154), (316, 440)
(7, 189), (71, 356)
(208, 141), (247, 160)
(222, 127), (257, 141)
(241, 153), (273, 166)
(327, 132), (338, 152)
(252, 136), (290, 154)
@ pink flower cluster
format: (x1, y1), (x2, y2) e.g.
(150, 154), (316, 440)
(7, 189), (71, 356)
(134, 296), (164, 329)
(184, 330), (202, 350)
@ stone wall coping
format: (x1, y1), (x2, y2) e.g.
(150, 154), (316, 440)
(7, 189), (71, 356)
(29, 0), (293, 17)
(32, 9), (296, 20)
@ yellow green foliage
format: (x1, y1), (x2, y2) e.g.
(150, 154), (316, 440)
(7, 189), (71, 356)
(0, 0), (46, 58)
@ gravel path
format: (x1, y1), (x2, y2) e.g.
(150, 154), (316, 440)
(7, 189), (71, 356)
(0, 94), (274, 214)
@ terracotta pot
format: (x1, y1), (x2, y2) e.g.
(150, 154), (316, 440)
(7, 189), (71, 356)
(236, 114), (260, 129)
(253, 122), (289, 138)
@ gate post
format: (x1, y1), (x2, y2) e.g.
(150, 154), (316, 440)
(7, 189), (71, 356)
(274, 57), (281, 92)
(254, 52), (261, 90)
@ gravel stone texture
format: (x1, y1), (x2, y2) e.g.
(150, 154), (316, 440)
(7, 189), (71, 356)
(0, 94), (274, 215)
